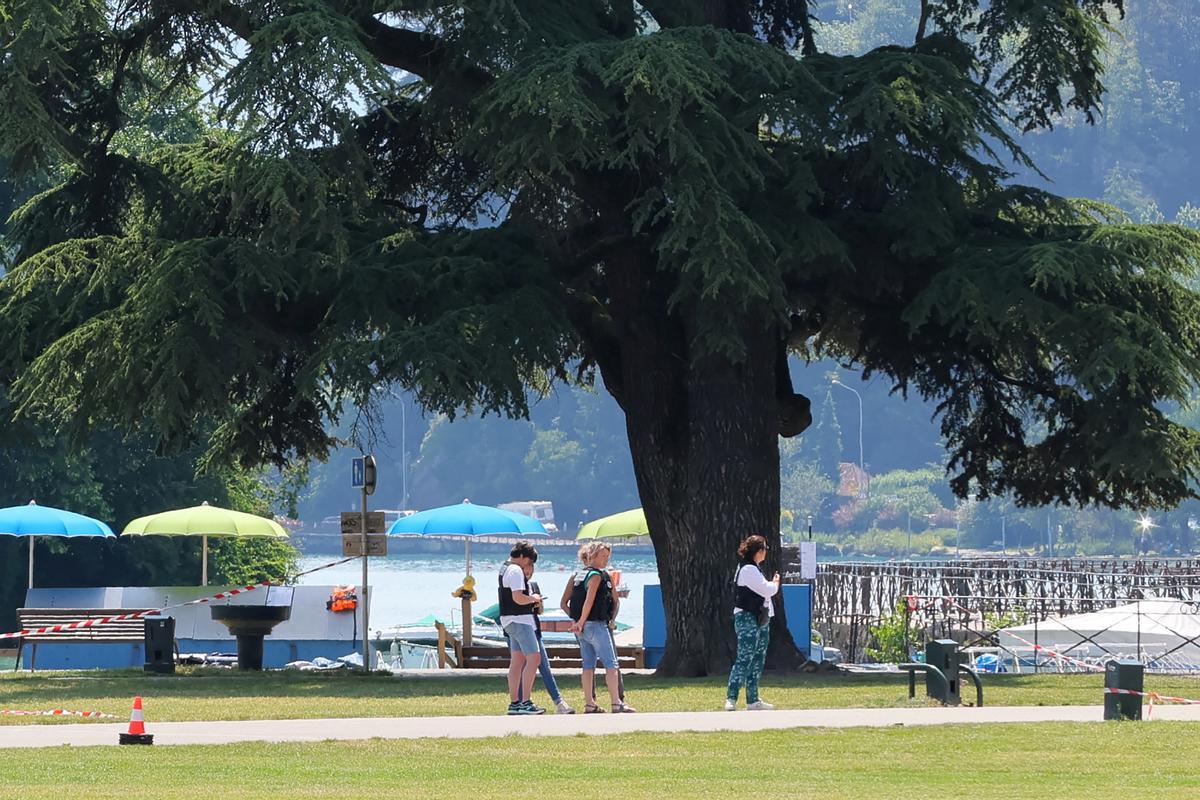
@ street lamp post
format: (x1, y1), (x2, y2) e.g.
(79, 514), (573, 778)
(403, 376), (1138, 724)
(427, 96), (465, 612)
(955, 502), (961, 558)
(400, 399), (408, 510)
(831, 379), (866, 498)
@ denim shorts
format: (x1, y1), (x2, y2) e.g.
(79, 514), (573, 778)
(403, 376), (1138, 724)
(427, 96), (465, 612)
(504, 622), (541, 655)
(577, 620), (618, 670)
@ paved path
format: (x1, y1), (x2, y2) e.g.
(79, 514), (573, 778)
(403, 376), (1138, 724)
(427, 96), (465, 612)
(3, 705), (1200, 748)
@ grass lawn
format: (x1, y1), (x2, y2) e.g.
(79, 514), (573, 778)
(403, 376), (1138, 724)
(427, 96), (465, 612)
(2, 723), (1198, 798)
(3, 669), (1200, 723)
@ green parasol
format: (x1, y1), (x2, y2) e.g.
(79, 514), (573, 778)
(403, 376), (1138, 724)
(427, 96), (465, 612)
(577, 507), (649, 540)
(122, 501), (288, 585)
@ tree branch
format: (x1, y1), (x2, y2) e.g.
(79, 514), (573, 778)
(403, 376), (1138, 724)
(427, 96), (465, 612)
(177, 0), (255, 41)
(355, 16), (492, 90)
(637, 0), (698, 29)
(176, 2), (490, 92)
(798, 0), (818, 56)
(99, 12), (173, 150)
(915, 0), (931, 44)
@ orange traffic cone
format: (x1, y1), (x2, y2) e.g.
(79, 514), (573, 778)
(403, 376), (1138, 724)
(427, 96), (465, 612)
(118, 696), (154, 745)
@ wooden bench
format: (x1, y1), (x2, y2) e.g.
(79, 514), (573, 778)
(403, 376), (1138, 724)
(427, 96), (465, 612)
(436, 623), (644, 670)
(14, 608), (155, 671)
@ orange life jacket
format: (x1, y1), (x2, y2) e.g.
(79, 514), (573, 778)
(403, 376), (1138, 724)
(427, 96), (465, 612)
(327, 585), (358, 612)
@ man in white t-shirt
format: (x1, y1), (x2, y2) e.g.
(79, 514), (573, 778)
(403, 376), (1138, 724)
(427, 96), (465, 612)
(499, 541), (544, 715)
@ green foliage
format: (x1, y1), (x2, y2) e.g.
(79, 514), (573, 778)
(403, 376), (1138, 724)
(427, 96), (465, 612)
(3, 0), (1200, 668)
(402, 382), (638, 529)
(0, 384), (304, 625)
(209, 537), (299, 587)
(863, 465), (947, 518)
(866, 599), (916, 663)
(779, 459), (835, 528)
(796, 390), (842, 484)
(3, 0), (1194, 510)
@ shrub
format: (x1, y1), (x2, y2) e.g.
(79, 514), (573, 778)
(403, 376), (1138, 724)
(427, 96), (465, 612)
(866, 599), (916, 663)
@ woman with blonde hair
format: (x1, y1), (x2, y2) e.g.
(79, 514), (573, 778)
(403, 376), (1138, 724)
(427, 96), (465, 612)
(566, 541), (635, 713)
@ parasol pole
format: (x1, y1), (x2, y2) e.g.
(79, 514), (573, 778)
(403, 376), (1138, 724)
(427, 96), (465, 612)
(202, 535), (208, 586)
(28, 536), (34, 590)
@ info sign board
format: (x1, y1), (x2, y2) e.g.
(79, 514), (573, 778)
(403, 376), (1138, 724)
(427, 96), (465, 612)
(798, 540), (817, 581)
(341, 511), (388, 557)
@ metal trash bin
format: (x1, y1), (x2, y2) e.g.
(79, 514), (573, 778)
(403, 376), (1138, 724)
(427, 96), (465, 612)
(143, 615), (175, 674)
(1104, 659), (1143, 721)
(925, 639), (963, 706)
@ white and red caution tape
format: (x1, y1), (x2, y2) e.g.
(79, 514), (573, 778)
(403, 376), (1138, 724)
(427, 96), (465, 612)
(0, 555), (357, 640)
(0, 708), (118, 718)
(1104, 686), (1200, 719)
(1003, 631), (1107, 672)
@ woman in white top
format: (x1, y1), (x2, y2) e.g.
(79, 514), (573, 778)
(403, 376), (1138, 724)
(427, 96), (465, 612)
(725, 535), (780, 711)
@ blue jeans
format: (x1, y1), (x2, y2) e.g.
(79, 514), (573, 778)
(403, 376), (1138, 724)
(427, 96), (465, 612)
(726, 612), (770, 703)
(578, 621), (619, 669)
(536, 636), (562, 704)
(504, 622), (540, 654)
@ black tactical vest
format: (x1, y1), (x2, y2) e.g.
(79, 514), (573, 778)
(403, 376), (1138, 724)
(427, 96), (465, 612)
(568, 568), (613, 622)
(733, 563), (768, 613)
(498, 564), (533, 618)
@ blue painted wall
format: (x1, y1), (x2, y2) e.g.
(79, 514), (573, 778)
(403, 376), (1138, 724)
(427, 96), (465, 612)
(641, 583), (811, 668)
(23, 639), (358, 670)
(19, 584), (365, 671)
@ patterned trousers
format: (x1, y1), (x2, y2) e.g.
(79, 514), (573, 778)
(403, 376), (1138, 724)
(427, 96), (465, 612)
(726, 611), (771, 703)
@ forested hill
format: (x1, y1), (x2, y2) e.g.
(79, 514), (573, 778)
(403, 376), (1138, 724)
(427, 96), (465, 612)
(819, 0), (1200, 220)
(300, 1), (1200, 556)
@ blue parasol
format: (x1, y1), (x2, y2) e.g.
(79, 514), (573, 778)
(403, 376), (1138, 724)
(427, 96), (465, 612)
(0, 501), (115, 588)
(387, 500), (547, 575)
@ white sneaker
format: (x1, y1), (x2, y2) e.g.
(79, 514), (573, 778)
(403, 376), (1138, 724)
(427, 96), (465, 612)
(724, 699), (737, 711)
(746, 700), (775, 711)
(556, 700), (576, 715)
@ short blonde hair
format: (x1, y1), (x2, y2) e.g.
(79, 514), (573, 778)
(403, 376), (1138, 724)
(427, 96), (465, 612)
(579, 541), (612, 565)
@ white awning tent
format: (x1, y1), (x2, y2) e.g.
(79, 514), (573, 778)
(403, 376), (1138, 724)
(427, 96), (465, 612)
(998, 600), (1200, 671)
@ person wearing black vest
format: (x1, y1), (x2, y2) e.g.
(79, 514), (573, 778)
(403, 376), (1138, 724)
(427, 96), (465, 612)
(522, 562), (574, 714)
(725, 535), (780, 711)
(568, 541), (636, 713)
(499, 540), (545, 715)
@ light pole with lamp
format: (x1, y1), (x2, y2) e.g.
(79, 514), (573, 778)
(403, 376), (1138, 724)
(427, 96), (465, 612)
(400, 398), (408, 510)
(806, 513), (813, 541)
(955, 500), (961, 558)
(831, 379), (866, 498)
(955, 494), (976, 558)
(906, 502), (912, 553)
(389, 389), (411, 510)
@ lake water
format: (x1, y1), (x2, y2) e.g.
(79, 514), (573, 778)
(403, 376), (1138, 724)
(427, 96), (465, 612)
(297, 552), (661, 632)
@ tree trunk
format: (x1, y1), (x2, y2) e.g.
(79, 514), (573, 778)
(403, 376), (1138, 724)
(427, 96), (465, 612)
(602, 285), (803, 675)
